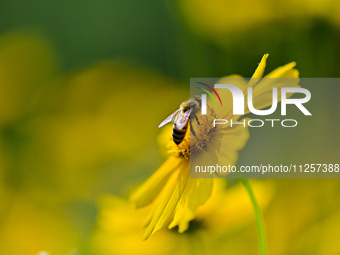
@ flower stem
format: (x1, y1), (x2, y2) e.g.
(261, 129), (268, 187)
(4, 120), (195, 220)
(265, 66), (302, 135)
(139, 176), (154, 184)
(238, 178), (267, 255)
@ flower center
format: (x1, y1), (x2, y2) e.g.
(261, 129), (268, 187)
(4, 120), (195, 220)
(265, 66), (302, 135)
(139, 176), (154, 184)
(168, 112), (217, 160)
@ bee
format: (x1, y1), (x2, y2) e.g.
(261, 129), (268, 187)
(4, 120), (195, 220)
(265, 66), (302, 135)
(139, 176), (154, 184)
(158, 98), (201, 145)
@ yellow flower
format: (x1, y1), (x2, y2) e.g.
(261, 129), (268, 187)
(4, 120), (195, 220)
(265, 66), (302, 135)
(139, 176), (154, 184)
(0, 30), (190, 254)
(91, 180), (275, 255)
(0, 30), (56, 126)
(177, 0), (274, 37)
(130, 54), (299, 240)
(177, 0), (340, 43)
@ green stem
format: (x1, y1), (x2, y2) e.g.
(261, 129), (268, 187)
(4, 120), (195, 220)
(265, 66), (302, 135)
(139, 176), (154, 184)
(238, 178), (267, 255)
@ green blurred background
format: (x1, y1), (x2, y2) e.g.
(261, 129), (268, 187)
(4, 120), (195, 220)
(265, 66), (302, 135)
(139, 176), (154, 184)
(0, 0), (340, 255)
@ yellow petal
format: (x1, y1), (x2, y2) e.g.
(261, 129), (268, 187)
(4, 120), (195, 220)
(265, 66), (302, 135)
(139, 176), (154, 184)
(264, 61), (299, 78)
(168, 178), (213, 233)
(219, 74), (244, 80)
(143, 161), (190, 240)
(248, 62), (300, 112)
(247, 53), (269, 88)
(215, 75), (248, 119)
(130, 156), (181, 208)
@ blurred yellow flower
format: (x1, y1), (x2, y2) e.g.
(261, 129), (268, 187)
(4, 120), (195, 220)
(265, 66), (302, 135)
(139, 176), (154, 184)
(130, 54), (299, 240)
(176, 0), (340, 43)
(0, 30), (56, 126)
(177, 0), (274, 37)
(91, 180), (274, 255)
(25, 61), (187, 198)
(0, 195), (79, 255)
(0, 30), (189, 254)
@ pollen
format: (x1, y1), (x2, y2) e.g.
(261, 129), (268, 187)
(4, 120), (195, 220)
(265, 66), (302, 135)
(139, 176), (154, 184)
(168, 110), (217, 160)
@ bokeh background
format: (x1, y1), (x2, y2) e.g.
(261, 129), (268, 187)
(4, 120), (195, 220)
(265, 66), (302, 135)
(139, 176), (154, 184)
(0, 0), (340, 255)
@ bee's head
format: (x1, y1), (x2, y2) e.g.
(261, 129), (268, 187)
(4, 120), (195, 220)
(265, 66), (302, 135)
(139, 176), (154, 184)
(181, 97), (201, 112)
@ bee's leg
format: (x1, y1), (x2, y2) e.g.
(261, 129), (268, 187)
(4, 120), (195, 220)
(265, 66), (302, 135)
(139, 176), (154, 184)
(194, 115), (201, 125)
(190, 124), (197, 137)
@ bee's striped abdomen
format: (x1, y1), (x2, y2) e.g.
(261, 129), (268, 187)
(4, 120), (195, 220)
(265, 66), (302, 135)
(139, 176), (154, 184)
(172, 123), (188, 145)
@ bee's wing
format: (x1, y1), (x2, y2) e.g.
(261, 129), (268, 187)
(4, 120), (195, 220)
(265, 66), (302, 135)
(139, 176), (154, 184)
(158, 109), (180, 128)
(174, 108), (192, 130)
